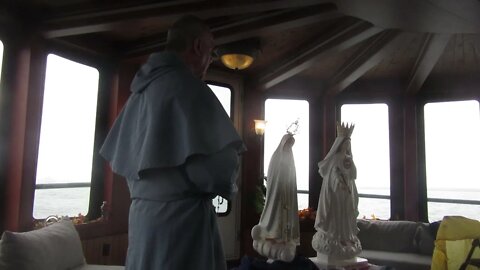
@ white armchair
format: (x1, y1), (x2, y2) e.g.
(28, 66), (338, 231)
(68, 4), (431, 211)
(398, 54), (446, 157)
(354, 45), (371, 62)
(0, 219), (124, 270)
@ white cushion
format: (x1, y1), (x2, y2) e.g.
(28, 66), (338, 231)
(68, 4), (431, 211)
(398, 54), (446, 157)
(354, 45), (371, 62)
(0, 219), (86, 270)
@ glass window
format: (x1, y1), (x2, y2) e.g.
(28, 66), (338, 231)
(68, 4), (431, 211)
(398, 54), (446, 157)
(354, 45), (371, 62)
(210, 84), (231, 116)
(33, 54), (99, 219)
(424, 100), (480, 222)
(208, 83), (232, 214)
(264, 99), (309, 210)
(341, 103), (391, 219)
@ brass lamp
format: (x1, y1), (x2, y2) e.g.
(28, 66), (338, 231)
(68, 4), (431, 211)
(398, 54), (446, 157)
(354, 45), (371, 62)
(215, 38), (260, 70)
(220, 54), (254, 70)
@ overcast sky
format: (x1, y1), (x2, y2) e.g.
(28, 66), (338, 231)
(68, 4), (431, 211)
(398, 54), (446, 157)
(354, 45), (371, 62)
(35, 54), (480, 196)
(36, 54), (99, 184)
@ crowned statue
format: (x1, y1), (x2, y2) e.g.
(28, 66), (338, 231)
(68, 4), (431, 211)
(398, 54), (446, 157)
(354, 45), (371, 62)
(251, 121), (300, 262)
(311, 122), (365, 267)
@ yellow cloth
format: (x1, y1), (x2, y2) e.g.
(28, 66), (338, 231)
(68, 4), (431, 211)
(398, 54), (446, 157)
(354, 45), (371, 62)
(431, 216), (480, 270)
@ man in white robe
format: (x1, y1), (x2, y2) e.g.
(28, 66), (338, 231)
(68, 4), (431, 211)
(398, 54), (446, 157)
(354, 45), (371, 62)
(100, 15), (245, 270)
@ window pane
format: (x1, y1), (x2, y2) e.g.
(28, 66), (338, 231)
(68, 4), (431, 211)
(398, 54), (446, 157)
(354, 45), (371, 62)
(208, 83), (232, 214)
(427, 202), (480, 222)
(209, 84), (231, 117)
(358, 198), (390, 220)
(34, 54), (99, 219)
(424, 100), (480, 221)
(341, 103), (391, 219)
(212, 195), (228, 213)
(34, 188), (90, 218)
(297, 193), (309, 210)
(265, 99), (309, 209)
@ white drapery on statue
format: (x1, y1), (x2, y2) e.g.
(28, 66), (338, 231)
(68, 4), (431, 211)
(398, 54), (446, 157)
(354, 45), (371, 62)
(312, 122), (362, 262)
(251, 133), (300, 262)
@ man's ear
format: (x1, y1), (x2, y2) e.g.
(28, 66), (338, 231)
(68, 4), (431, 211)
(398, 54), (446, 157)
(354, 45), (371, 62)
(193, 38), (202, 56)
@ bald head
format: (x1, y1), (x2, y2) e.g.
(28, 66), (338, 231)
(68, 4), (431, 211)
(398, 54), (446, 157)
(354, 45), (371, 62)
(166, 15), (210, 53)
(166, 15), (214, 79)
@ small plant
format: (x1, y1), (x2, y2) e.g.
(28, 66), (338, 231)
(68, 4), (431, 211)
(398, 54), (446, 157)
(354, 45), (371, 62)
(253, 181), (266, 214)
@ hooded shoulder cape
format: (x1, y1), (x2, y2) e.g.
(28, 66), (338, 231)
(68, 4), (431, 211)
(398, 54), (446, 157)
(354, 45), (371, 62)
(100, 52), (245, 180)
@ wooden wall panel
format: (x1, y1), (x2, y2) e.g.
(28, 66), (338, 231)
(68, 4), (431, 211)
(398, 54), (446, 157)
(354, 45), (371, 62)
(3, 39), (47, 232)
(82, 233), (128, 266)
(240, 84), (264, 257)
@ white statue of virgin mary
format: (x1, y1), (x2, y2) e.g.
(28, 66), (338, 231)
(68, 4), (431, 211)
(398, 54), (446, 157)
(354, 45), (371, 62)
(312, 122), (362, 263)
(251, 133), (300, 262)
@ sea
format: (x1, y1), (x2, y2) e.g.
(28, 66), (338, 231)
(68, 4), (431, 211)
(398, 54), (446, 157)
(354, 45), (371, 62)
(298, 188), (480, 222)
(33, 188), (480, 222)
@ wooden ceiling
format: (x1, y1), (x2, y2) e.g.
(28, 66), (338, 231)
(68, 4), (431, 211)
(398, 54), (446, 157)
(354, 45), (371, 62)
(3, 0), (480, 94)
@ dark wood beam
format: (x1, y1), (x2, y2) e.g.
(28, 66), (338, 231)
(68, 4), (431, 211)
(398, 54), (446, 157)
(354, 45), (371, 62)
(215, 4), (340, 45)
(336, 0), (480, 34)
(125, 4), (341, 56)
(0, 5), (35, 37)
(428, 0), (480, 32)
(42, 0), (333, 38)
(47, 38), (116, 60)
(0, 9), (13, 25)
(326, 30), (401, 95)
(42, 0), (201, 38)
(258, 19), (383, 90)
(405, 33), (451, 94)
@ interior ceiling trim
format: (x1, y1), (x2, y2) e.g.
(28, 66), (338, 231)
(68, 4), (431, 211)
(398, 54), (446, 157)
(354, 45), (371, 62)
(406, 33), (451, 94)
(125, 4), (341, 57)
(42, 0), (335, 38)
(327, 30), (402, 95)
(259, 19), (383, 90)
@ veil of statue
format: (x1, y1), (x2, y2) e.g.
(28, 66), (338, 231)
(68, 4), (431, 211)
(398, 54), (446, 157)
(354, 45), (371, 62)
(251, 123), (300, 262)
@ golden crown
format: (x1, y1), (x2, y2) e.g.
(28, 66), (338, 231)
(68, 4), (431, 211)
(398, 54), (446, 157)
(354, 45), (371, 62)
(336, 122), (354, 138)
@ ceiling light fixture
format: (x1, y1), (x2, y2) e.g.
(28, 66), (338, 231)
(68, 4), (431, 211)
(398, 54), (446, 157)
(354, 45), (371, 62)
(215, 38), (260, 70)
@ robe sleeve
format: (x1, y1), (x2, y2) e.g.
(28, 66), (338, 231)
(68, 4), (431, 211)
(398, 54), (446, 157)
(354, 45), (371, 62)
(184, 145), (240, 200)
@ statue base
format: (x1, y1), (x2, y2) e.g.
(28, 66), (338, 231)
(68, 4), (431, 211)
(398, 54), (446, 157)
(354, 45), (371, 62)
(309, 255), (368, 270)
(252, 239), (297, 262)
